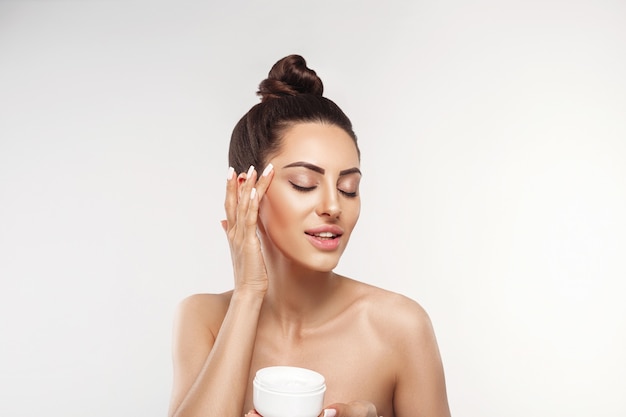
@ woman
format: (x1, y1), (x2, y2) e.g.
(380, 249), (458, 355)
(168, 55), (450, 417)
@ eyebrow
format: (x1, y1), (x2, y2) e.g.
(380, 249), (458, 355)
(282, 161), (362, 176)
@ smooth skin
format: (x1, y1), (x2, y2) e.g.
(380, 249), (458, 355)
(168, 123), (450, 417)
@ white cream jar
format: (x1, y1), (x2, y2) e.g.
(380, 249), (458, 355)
(253, 366), (326, 417)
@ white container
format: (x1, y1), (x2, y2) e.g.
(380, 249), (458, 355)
(253, 366), (326, 417)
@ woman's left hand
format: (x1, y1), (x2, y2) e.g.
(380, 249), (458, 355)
(320, 401), (378, 417)
(243, 401), (378, 417)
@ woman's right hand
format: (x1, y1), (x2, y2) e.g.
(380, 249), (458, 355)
(222, 164), (274, 295)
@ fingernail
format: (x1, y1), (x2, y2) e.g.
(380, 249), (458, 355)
(227, 166), (234, 180)
(261, 163), (274, 177)
(247, 165), (255, 178)
(250, 187), (257, 199)
(323, 409), (337, 417)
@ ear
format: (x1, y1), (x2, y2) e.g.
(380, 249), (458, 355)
(236, 172), (247, 200)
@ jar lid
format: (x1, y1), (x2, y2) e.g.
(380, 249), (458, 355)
(254, 366), (326, 394)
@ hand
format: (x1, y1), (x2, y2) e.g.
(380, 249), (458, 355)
(222, 164), (274, 295)
(243, 400), (378, 417)
(320, 401), (379, 417)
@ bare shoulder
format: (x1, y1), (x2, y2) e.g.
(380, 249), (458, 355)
(342, 277), (435, 343)
(176, 291), (233, 317)
(173, 291), (233, 338)
(169, 292), (236, 416)
(342, 278), (450, 416)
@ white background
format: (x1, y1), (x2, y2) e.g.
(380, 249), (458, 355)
(1, 1), (625, 416)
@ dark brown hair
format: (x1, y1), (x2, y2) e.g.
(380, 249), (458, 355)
(228, 55), (359, 173)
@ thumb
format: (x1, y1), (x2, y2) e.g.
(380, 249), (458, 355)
(320, 406), (340, 417)
(321, 401), (377, 417)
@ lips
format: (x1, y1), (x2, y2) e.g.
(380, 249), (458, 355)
(304, 225), (344, 250)
(307, 231), (337, 239)
(304, 225), (344, 239)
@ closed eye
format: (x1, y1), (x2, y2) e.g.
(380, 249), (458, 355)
(290, 181), (358, 197)
(289, 181), (316, 192)
(339, 189), (358, 198)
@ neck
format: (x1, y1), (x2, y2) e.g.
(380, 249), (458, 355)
(262, 258), (339, 336)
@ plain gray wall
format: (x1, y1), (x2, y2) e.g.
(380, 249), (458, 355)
(1, 1), (625, 416)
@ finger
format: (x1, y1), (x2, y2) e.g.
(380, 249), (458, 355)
(244, 410), (262, 417)
(321, 401), (373, 417)
(320, 402), (349, 417)
(245, 186), (259, 228)
(320, 409), (337, 417)
(253, 162), (275, 201)
(224, 167), (237, 230)
(239, 165), (257, 201)
(235, 166), (257, 236)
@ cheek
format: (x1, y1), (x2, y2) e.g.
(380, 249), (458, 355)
(258, 187), (298, 228)
(353, 201), (361, 220)
(346, 200), (361, 228)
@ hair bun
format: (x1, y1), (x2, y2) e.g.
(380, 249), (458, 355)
(257, 55), (324, 102)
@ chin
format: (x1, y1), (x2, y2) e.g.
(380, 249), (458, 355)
(312, 262), (339, 273)
(303, 252), (344, 272)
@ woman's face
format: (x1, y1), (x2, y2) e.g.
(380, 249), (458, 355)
(258, 122), (361, 272)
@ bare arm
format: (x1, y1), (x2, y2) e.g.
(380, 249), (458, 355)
(393, 302), (451, 417)
(169, 291), (264, 417)
(168, 165), (275, 417)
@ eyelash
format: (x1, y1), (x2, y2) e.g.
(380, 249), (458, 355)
(290, 183), (316, 192)
(289, 182), (358, 198)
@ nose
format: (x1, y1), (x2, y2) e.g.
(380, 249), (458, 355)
(316, 186), (342, 219)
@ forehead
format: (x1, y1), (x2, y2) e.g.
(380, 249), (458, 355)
(274, 123), (360, 168)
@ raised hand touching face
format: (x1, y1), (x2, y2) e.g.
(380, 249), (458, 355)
(221, 164), (275, 295)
